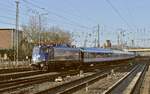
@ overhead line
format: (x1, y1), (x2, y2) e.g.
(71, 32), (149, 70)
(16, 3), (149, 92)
(0, 15), (15, 20)
(0, 2), (19, 14)
(22, 0), (93, 30)
(46, 17), (92, 31)
(0, 1), (15, 7)
(64, 0), (97, 23)
(0, 2), (31, 21)
(105, 0), (134, 31)
(0, 21), (15, 26)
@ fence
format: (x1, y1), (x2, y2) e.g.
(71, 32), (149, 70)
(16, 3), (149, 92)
(0, 60), (31, 69)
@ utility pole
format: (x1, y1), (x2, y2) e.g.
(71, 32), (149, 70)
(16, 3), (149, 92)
(131, 40), (134, 48)
(94, 38), (97, 47)
(39, 15), (41, 45)
(15, 0), (19, 63)
(97, 24), (100, 47)
(120, 31), (123, 49)
(84, 34), (88, 47)
(117, 34), (120, 47)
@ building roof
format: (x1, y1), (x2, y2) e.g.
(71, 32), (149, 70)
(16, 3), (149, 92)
(0, 28), (15, 30)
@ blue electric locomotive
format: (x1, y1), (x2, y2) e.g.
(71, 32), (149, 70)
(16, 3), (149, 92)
(31, 45), (81, 70)
(31, 45), (135, 70)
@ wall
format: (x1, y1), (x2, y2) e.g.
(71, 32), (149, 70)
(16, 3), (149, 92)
(0, 29), (13, 49)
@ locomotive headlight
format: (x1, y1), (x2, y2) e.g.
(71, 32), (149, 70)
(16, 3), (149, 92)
(32, 58), (37, 62)
(33, 55), (40, 60)
(32, 55), (40, 64)
(40, 63), (44, 67)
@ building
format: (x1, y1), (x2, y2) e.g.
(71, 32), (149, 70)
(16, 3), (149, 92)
(0, 28), (23, 60)
(103, 40), (112, 48)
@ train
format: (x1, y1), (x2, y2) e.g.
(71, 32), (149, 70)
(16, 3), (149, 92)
(31, 45), (135, 71)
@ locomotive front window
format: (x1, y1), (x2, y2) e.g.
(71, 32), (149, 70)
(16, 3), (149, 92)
(42, 47), (49, 53)
(33, 47), (40, 55)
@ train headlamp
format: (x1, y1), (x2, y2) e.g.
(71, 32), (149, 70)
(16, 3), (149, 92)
(40, 63), (44, 67)
(32, 55), (40, 63)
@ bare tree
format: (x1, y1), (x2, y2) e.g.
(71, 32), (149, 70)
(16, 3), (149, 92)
(22, 16), (72, 44)
(19, 16), (72, 60)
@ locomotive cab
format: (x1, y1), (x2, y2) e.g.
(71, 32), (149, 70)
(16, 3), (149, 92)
(31, 46), (46, 69)
(31, 45), (54, 70)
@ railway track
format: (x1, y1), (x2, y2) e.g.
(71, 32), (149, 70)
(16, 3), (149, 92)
(0, 62), (135, 94)
(102, 63), (147, 94)
(0, 70), (46, 81)
(35, 70), (110, 94)
(0, 70), (80, 93)
(0, 67), (31, 74)
(34, 64), (134, 94)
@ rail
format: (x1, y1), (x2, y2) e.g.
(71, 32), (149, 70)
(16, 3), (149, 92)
(102, 64), (147, 94)
(0, 70), (79, 93)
